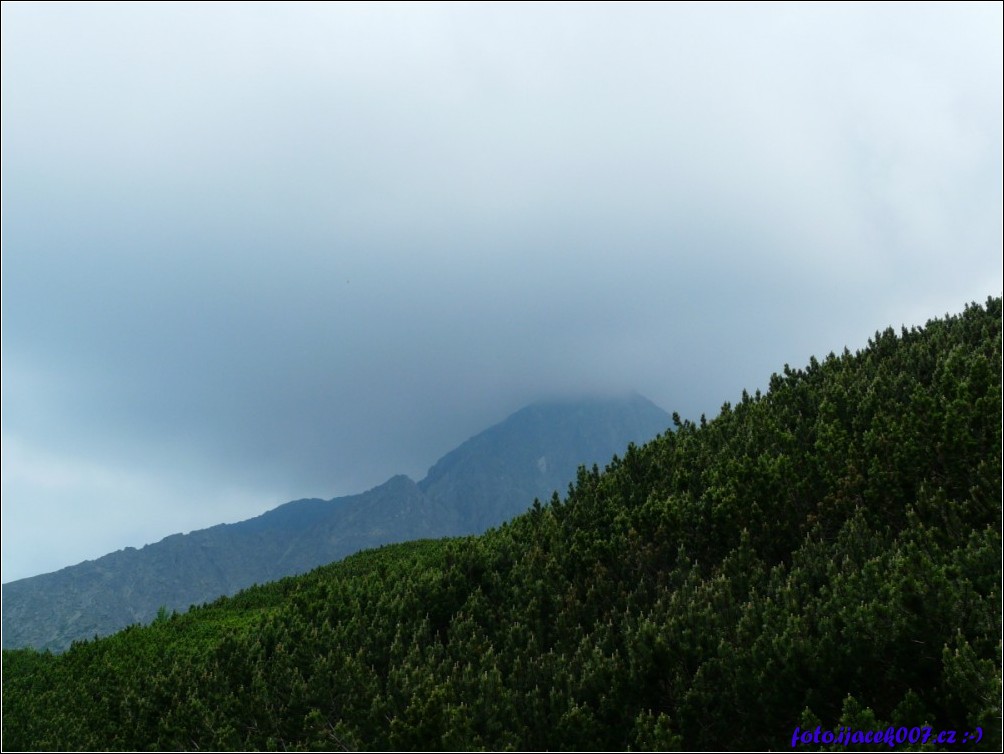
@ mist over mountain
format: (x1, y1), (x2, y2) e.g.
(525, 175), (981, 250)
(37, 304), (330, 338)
(2, 393), (669, 652)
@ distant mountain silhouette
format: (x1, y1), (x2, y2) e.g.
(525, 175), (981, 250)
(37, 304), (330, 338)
(2, 393), (670, 651)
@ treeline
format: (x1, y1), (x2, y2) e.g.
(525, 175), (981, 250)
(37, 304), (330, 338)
(3, 298), (1000, 751)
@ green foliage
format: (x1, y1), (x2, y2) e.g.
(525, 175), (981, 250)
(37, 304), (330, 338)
(4, 298), (1001, 751)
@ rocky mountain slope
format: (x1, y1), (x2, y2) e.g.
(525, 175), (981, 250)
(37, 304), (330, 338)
(2, 393), (670, 651)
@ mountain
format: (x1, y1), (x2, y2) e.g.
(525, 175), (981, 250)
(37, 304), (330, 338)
(421, 394), (673, 531)
(1, 392), (670, 652)
(4, 299), (998, 751)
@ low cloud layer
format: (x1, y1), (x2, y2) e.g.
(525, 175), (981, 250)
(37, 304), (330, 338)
(3, 3), (1001, 581)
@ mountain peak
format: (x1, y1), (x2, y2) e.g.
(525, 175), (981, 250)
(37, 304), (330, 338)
(418, 393), (670, 530)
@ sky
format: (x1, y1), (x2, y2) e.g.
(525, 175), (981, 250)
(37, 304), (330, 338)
(2, 2), (1001, 583)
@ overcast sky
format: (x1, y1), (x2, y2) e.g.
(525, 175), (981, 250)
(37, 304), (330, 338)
(2, 2), (1001, 582)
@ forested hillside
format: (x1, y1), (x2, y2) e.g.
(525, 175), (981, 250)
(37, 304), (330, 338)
(3, 298), (1000, 751)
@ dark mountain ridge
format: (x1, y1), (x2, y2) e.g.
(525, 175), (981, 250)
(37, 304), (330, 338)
(2, 392), (670, 652)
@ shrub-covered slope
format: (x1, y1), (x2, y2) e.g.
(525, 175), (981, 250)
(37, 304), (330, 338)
(3, 298), (1000, 751)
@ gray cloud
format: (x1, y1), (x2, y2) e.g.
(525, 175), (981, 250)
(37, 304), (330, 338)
(2, 2), (1001, 581)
